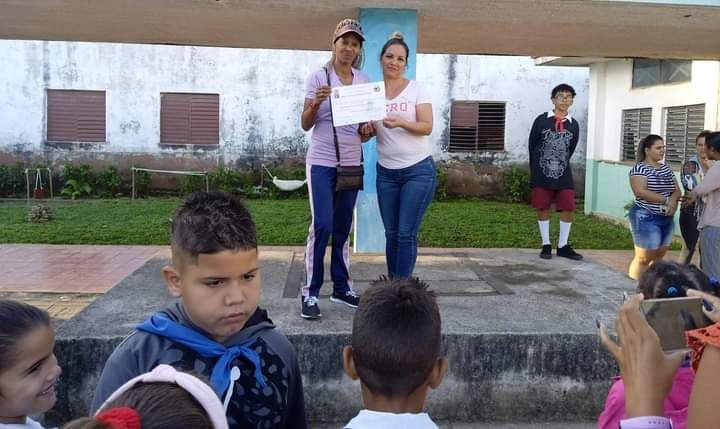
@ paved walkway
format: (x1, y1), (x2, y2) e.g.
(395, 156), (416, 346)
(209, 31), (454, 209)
(0, 244), (688, 320)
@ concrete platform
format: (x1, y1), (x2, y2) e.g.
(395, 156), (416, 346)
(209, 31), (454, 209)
(47, 248), (633, 426)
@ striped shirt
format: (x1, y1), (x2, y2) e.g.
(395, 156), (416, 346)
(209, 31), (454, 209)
(629, 162), (677, 214)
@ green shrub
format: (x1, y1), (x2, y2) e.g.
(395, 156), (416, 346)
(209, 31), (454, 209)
(209, 166), (252, 193)
(180, 175), (207, 195)
(95, 166), (124, 197)
(0, 163), (27, 197)
(134, 170), (152, 198)
(61, 164), (94, 199)
(435, 165), (449, 200)
(502, 166), (530, 203)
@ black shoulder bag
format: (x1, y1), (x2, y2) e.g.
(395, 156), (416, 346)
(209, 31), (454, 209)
(324, 66), (364, 192)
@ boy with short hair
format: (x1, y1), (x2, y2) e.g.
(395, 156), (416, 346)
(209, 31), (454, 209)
(528, 83), (583, 261)
(91, 192), (307, 428)
(342, 277), (448, 429)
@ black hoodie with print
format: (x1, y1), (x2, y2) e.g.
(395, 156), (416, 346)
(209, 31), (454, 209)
(91, 302), (307, 429)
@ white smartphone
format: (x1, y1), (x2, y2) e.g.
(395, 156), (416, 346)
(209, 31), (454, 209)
(640, 296), (712, 351)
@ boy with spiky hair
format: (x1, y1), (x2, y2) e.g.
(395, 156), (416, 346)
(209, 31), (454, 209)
(92, 192), (307, 428)
(342, 277), (447, 428)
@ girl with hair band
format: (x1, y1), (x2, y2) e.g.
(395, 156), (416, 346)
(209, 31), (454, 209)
(678, 130), (713, 266)
(63, 365), (227, 429)
(360, 32), (435, 279)
(300, 18), (372, 319)
(627, 134), (681, 280)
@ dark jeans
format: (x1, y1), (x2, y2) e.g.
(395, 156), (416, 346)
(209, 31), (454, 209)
(303, 165), (358, 297)
(679, 206), (700, 265)
(376, 156), (437, 278)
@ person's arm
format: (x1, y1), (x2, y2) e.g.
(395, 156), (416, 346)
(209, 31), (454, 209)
(569, 120), (580, 158)
(690, 164), (720, 197)
(382, 103), (433, 136)
(301, 72), (331, 132)
(666, 176), (681, 216)
(629, 175), (668, 204)
(599, 294), (685, 425)
(528, 117), (541, 172)
(688, 345), (720, 429)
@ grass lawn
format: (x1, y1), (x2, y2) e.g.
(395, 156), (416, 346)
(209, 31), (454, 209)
(0, 198), (650, 249)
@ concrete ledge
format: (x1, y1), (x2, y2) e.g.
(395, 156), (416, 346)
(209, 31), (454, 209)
(45, 249), (627, 426)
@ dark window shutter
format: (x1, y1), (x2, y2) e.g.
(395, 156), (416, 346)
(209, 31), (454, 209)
(449, 101), (505, 153)
(621, 108), (652, 161)
(161, 93), (219, 145)
(664, 103), (705, 164)
(47, 89), (106, 142)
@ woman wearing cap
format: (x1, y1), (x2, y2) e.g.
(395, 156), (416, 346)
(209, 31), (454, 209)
(361, 33), (435, 279)
(299, 18), (370, 319)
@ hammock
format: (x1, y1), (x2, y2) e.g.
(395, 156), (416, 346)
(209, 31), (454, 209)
(262, 165), (306, 191)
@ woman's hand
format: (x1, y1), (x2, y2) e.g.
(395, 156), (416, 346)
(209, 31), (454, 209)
(599, 293), (686, 418)
(359, 122), (375, 141)
(683, 191), (698, 206)
(383, 116), (407, 129)
(687, 289), (720, 323)
(312, 86), (332, 109)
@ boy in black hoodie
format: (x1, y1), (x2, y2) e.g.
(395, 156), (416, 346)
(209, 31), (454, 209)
(528, 83), (583, 261)
(91, 192), (307, 429)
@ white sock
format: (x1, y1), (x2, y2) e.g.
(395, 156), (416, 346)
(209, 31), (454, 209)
(538, 220), (551, 245)
(559, 221), (572, 248)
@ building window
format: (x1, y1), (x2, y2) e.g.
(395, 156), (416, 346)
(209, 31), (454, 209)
(664, 103), (705, 164)
(448, 101), (505, 153)
(160, 93), (219, 145)
(621, 108), (652, 161)
(47, 89), (106, 142)
(632, 60), (692, 88)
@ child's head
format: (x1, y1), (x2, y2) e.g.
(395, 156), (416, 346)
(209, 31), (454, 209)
(0, 300), (62, 424)
(637, 261), (716, 299)
(551, 83), (576, 112)
(63, 365), (228, 429)
(163, 191), (261, 343)
(343, 277), (447, 411)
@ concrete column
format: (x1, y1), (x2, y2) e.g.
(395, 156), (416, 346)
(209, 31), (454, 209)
(355, 8), (418, 252)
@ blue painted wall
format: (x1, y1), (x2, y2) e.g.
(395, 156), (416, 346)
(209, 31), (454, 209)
(355, 9), (418, 253)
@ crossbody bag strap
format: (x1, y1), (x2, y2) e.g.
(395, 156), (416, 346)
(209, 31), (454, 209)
(324, 66), (342, 166)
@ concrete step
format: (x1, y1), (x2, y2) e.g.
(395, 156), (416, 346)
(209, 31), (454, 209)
(45, 249), (629, 426)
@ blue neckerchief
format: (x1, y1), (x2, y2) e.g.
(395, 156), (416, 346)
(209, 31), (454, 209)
(136, 314), (267, 396)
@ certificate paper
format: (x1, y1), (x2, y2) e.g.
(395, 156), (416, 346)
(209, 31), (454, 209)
(330, 81), (386, 127)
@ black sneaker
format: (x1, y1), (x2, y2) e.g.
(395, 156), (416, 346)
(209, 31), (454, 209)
(301, 296), (321, 319)
(330, 290), (360, 308)
(557, 244), (583, 261)
(540, 244), (552, 259)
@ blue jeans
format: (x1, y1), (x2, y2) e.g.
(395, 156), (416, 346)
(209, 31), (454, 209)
(377, 156), (437, 278)
(303, 165), (358, 297)
(628, 205), (674, 249)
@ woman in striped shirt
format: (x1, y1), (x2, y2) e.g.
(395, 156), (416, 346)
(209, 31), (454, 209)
(627, 134), (681, 279)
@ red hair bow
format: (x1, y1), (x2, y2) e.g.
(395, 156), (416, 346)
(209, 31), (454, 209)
(95, 407), (141, 429)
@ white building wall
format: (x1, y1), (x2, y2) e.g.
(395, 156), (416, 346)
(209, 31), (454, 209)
(587, 59), (720, 162)
(0, 40), (589, 165)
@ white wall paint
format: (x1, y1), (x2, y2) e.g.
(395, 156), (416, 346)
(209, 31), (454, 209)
(586, 59), (720, 162)
(0, 40), (589, 165)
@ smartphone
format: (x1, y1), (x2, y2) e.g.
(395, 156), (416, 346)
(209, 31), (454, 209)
(640, 297), (712, 351)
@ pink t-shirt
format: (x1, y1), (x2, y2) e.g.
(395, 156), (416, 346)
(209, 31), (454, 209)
(305, 66), (369, 167)
(373, 80), (433, 169)
(597, 367), (694, 429)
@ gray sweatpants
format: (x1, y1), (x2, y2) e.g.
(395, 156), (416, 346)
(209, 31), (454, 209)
(700, 226), (720, 278)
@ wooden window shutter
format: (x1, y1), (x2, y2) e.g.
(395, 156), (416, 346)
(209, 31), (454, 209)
(161, 93), (219, 145)
(621, 108), (652, 161)
(47, 89), (106, 142)
(664, 103), (705, 164)
(448, 101), (506, 153)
